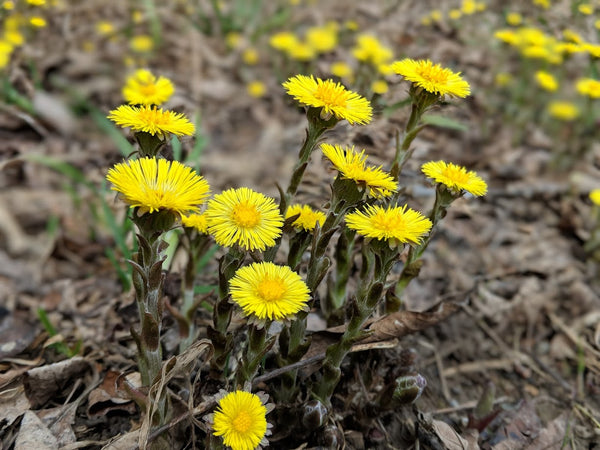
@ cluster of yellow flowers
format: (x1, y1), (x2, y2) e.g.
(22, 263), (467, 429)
(269, 22), (338, 62)
(493, 10), (600, 126)
(104, 60), (486, 449)
(88, 11), (154, 67)
(420, 0), (486, 25)
(0, 0), (51, 69)
(494, 26), (600, 65)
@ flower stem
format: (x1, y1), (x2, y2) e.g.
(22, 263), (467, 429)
(313, 245), (396, 405)
(392, 185), (457, 310)
(128, 211), (176, 427)
(285, 107), (338, 201)
(208, 247), (245, 375)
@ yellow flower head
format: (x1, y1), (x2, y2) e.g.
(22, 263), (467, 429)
(461, 0), (477, 14)
(330, 61), (353, 80)
(26, 0), (45, 5)
(506, 12), (522, 26)
(371, 80), (389, 95)
(181, 213), (209, 234)
(306, 25), (338, 53)
(287, 42), (315, 61)
(392, 59), (471, 98)
(29, 16), (46, 27)
(321, 143), (397, 198)
(269, 31), (298, 51)
(225, 32), (242, 49)
(449, 9), (462, 19)
(578, 3), (593, 14)
(212, 390), (269, 450)
(346, 205), (432, 247)
(229, 262), (310, 321)
(285, 204), (326, 232)
(352, 34), (393, 66)
(247, 81), (266, 98)
(96, 21), (114, 35)
(123, 69), (175, 106)
(130, 34), (153, 53)
(108, 105), (195, 137)
(548, 101), (579, 121)
(576, 78), (600, 99)
(243, 47), (259, 65)
(206, 187), (283, 251)
(283, 75), (372, 125)
(422, 160), (487, 196)
(106, 157), (210, 216)
(590, 189), (600, 206)
(535, 70), (558, 92)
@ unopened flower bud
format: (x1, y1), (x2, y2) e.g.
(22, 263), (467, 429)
(302, 399), (328, 429)
(393, 373), (427, 404)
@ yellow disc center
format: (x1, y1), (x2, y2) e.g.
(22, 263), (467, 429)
(418, 66), (449, 84)
(442, 167), (469, 184)
(314, 82), (346, 107)
(232, 203), (261, 228)
(140, 83), (158, 97)
(139, 108), (170, 125)
(372, 212), (399, 233)
(256, 278), (286, 302)
(232, 410), (252, 433)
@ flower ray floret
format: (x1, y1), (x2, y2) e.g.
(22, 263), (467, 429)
(123, 69), (175, 106)
(212, 390), (270, 450)
(206, 187), (283, 251)
(346, 205), (432, 247)
(106, 157), (210, 216)
(108, 104), (195, 137)
(321, 143), (397, 198)
(283, 75), (372, 125)
(229, 262), (310, 321)
(285, 204), (326, 232)
(421, 160), (487, 196)
(392, 58), (470, 98)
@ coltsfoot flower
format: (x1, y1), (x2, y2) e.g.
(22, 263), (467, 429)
(535, 70), (558, 92)
(590, 189), (600, 206)
(206, 188), (283, 251)
(321, 143), (397, 198)
(352, 34), (393, 67)
(212, 390), (270, 450)
(421, 161), (487, 197)
(106, 157), (210, 216)
(548, 101), (579, 121)
(576, 78), (600, 98)
(229, 262), (310, 321)
(181, 213), (209, 234)
(285, 204), (326, 232)
(392, 58), (471, 98)
(346, 205), (432, 247)
(108, 104), (195, 137)
(123, 69), (175, 106)
(283, 75), (372, 125)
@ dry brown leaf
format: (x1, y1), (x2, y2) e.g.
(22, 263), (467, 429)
(0, 384), (31, 425)
(359, 302), (461, 344)
(431, 419), (475, 450)
(0, 309), (38, 361)
(15, 410), (58, 450)
(37, 403), (78, 447)
(87, 370), (136, 418)
(23, 357), (90, 408)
